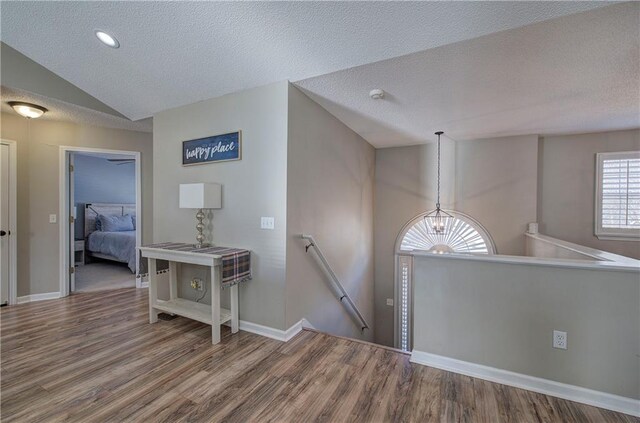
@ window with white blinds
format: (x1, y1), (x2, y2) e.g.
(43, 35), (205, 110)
(595, 151), (640, 239)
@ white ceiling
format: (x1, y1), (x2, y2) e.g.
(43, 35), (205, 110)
(296, 2), (640, 147)
(1, 1), (609, 123)
(1, 86), (152, 132)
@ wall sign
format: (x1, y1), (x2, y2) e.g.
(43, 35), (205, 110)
(182, 131), (242, 166)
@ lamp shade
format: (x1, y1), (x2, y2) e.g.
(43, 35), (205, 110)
(179, 183), (222, 209)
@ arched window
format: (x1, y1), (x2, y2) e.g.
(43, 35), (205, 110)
(394, 211), (495, 350)
(400, 213), (495, 254)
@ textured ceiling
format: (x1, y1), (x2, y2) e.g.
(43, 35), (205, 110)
(296, 3), (640, 147)
(0, 86), (152, 132)
(0, 1), (608, 121)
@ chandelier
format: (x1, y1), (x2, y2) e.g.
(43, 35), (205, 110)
(424, 131), (453, 235)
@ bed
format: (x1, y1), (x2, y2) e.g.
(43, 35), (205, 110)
(84, 203), (137, 273)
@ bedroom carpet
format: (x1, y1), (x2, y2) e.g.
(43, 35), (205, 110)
(74, 262), (136, 292)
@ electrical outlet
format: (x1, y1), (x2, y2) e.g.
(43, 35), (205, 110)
(386, 298), (394, 306)
(49, 214), (57, 224)
(190, 278), (204, 291)
(553, 330), (567, 350)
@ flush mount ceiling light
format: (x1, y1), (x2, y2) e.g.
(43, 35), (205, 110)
(95, 30), (120, 48)
(8, 101), (48, 119)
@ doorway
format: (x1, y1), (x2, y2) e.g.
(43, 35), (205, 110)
(0, 139), (17, 305)
(59, 146), (142, 297)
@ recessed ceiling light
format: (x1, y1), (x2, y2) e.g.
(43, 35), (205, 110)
(95, 30), (120, 48)
(8, 101), (48, 119)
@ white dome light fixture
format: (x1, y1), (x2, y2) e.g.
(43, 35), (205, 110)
(95, 30), (120, 48)
(8, 102), (48, 119)
(369, 89), (385, 100)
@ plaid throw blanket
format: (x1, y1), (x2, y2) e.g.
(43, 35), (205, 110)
(139, 243), (251, 287)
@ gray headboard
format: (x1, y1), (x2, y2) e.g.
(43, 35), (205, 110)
(84, 203), (135, 238)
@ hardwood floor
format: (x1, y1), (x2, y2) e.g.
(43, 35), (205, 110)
(1, 288), (637, 423)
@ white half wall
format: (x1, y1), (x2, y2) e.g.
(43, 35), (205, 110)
(411, 253), (640, 402)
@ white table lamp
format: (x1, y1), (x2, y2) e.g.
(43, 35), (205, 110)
(179, 183), (222, 248)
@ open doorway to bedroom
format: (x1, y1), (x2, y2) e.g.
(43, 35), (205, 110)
(62, 148), (141, 294)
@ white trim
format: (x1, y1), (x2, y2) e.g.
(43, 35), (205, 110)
(594, 151), (640, 240)
(229, 319), (305, 342)
(411, 249), (640, 273)
(410, 350), (640, 417)
(595, 234), (640, 241)
(1, 139), (18, 305)
(16, 291), (62, 304)
(301, 318), (315, 330)
(59, 146), (143, 297)
(525, 232), (640, 265)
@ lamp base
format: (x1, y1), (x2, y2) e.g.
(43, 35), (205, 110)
(194, 243), (210, 249)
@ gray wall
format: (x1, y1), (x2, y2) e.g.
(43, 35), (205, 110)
(74, 154), (136, 204)
(374, 135), (539, 346)
(152, 81), (290, 330)
(412, 255), (640, 400)
(74, 154), (136, 238)
(538, 129), (640, 259)
(0, 112), (153, 296)
(286, 85), (375, 340)
(453, 135), (538, 255)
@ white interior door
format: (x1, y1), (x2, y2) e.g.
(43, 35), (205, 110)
(0, 144), (10, 305)
(69, 153), (76, 292)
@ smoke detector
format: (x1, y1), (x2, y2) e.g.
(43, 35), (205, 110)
(369, 89), (385, 100)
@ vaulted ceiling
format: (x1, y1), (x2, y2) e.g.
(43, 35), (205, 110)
(1, 1), (637, 146)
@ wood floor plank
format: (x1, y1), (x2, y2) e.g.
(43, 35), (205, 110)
(1, 288), (637, 423)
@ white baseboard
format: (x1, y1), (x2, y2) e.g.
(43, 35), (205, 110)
(16, 291), (61, 304)
(301, 318), (316, 330)
(229, 319), (305, 342)
(410, 350), (640, 417)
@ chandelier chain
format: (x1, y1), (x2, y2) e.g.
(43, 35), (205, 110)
(436, 132), (441, 207)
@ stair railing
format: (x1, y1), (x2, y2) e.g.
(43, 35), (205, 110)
(301, 234), (369, 332)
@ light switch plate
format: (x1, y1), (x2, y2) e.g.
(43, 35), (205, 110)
(49, 214), (57, 224)
(261, 217), (275, 230)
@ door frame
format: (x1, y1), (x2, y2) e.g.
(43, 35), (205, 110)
(58, 146), (142, 297)
(1, 139), (18, 305)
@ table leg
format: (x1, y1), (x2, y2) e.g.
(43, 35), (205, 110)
(230, 284), (239, 334)
(210, 265), (221, 344)
(148, 258), (159, 323)
(169, 261), (179, 301)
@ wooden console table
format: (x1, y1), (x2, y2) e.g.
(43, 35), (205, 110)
(139, 243), (251, 344)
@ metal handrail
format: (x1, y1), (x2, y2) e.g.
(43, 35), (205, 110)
(301, 234), (369, 332)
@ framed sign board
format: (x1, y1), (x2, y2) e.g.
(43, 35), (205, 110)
(182, 131), (242, 166)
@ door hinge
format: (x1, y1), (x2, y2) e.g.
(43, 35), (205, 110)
(69, 164), (74, 172)
(69, 215), (75, 223)
(69, 267), (75, 274)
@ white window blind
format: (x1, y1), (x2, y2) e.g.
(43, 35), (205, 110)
(596, 151), (640, 239)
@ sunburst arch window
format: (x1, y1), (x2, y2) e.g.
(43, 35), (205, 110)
(399, 212), (496, 254)
(394, 211), (495, 351)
